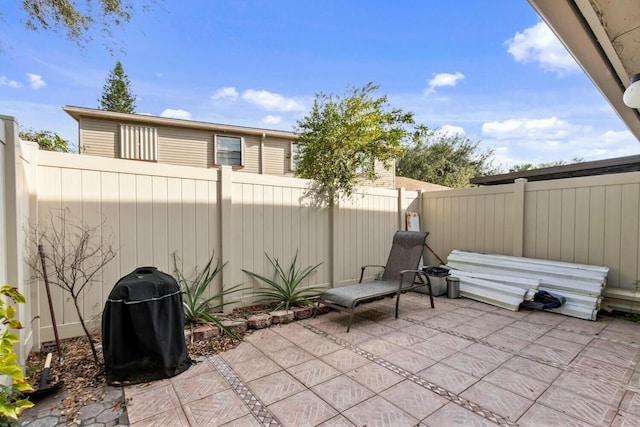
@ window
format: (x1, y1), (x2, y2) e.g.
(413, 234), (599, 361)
(290, 142), (299, 171)
(215, 135), (244, 166)
(119, 124), (158, 161)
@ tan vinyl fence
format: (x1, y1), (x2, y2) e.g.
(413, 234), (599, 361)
(4, 113), (640, 366)
(422, 175), (640, 312)
(2, 115), (418, 363)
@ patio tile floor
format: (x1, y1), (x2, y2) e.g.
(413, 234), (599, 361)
(124, 294), (640, 426)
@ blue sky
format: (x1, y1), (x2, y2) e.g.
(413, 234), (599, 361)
(1, 0), (639, 169)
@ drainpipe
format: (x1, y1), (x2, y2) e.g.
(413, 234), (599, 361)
(260, 132), (266, 174)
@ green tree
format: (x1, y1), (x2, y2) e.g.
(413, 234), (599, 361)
(99, 61), (136, 113)
(19, 128), (69, 152)
(4, 0), (143, 50)
(509, 158), (585, 172)
(396, 125), (497, 188)
(294, 83), (413, 205)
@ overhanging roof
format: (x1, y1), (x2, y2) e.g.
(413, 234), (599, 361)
(63, 106), (296, 139)
(470, 154), (640, 185)
(527, 0), (640, 142)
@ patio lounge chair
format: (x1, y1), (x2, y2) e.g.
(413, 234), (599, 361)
(317, 231), (435, 332)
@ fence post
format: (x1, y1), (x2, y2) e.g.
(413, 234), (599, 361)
(398, 187), (406, 230)
(219, 166), (234, 313)
(513, 178), (527, 257)
(330, 203), (339, 288)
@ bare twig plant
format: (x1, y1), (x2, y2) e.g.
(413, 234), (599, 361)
(26, 209), (116, 366)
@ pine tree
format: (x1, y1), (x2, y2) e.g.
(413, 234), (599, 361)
(99, 61), (136, 113)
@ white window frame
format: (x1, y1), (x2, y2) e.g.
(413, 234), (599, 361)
(119, 124), (158, 161)
(290, 141), (299, 171)
(214, 134), (245, 167)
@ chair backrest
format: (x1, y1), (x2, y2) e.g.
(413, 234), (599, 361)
(381, 231), (428, 287)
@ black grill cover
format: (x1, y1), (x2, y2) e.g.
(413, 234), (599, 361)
(102, 266), (190, 384)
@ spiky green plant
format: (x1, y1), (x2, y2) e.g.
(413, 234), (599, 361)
(172, 253), (244, 337)
(243, 251), (324, 311)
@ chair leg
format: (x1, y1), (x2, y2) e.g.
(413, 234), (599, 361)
(428, 283), (435, 308)
(347, 308), (355, 333)
(395, 292), (401, 318)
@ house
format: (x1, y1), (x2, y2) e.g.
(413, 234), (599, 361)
(63, 106), (396, 188)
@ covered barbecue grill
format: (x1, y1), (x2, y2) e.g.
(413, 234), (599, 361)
(102, 266), (190, 384)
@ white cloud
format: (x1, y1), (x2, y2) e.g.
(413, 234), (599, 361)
(425, 72), (464, 94)
(482, 116), (574, 140)
(211, 86), (239, 101)
(241, 89), (305, 112)
(262, 115), (282, 125)
(0, 76), (21, 88)
(505, 22), (580, 75)
(26, 73), (46, 89)
(437, 125), (465, 136)
(160, 109), (192, 120)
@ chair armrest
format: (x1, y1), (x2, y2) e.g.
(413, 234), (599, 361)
(360, 265), (386, 283)
(398, 269), (430, 290)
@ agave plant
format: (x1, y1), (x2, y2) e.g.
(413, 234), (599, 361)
(243, 251), (324, 311)
(172, 252), (244, 337)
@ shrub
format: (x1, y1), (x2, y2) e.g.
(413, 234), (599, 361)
(243, 251), (324, 311)
(0, 286), (33, 422)
(173, 253), (245, 337)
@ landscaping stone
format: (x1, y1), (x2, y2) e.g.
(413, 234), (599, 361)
(315, 303), (331, 315)
(292, 306), (314, 320)
(247, 313), (272, 329)
(193, 324), (220, 340)
(221, 319), (248, 335)
(270, 310), (295, 324)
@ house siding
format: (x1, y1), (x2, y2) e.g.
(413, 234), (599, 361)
(79, 118), (118, 157)
(263, 137), (292, 175)
(72, 109), (395, 187)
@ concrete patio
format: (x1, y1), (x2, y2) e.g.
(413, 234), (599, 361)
(124, 293), (640, 426)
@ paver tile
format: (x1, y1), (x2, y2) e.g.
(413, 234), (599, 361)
(544, 328), (594, 345)
(620, 391), (640, 416)
(537, 385), (618, 426)
(502, 356), (562, 383)
(219, 413), (263, 427)
(346, 362), (405, 393)
(384, 348), (436, 373)
(125, 382), (181, 424)
(461, 342), (512, 364)
(517, 403), (597, 427)
(183, 389), (250, 427)
(128, 408), (190, 427)
(312, 375), (375, 412)
(296, 337), (344, 357)
(482, 333), (530, 352)
(450, 323), (493, 339)
(321, 348), (370, 372)
(265, 345), (315, 368)
(423, 402), (496, 427)
(570, 355), (634, 382)
(379, 379), (448, 419)
(172, 368), (230, 404)
(358, 337), (402, 357)
(520, 342), (581, 365)
(484, 366), (549, 400)
(315, 415), (357, 427)
(220, 342), (264, 365)
(418, 363), (478, 394)
(440, 352), (502, 377)
(268, 389), (338, 426)
(246, 371), (306, 406)
(611, 411), (640, 427)
(343, 396), (418, 427)
(408, 341), (458, 361)
(553, 371), (626, 406)
(286, 359), (340, 387)
(227, 354), (282, 382)
(378, 331), (424, 347)
(461, 380), (534, 421)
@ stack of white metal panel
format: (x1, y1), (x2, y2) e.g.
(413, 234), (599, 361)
(446, 250), (609, 320)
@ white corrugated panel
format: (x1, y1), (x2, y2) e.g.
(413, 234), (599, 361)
(451, 275), (528, 311)
(445, 249), (608, 321)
